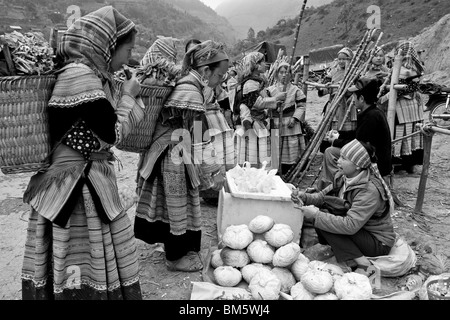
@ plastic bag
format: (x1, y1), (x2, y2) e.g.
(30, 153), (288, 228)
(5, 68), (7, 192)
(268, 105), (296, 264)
(367, 236), (417, 277)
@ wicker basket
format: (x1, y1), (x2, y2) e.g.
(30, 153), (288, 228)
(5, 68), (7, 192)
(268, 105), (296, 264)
(115, 82), (173, 153)
(0, 75), (56, 175)
(427, 277), (450, 300)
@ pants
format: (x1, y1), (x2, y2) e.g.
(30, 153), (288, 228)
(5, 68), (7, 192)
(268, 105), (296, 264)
(316, 227), (392, 263)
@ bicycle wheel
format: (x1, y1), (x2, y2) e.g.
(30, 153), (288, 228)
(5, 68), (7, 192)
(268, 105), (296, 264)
(429, 101), (450, 129)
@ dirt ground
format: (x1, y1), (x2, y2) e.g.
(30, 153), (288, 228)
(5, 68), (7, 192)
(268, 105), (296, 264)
(0, 90), (449, 300)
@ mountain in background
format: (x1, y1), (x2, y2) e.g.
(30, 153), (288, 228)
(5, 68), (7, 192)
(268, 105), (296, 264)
(0, 0), (236, 60)
(199, 0), (226, 10)
(165, 0), (236, 44)
(215, 0), (333, 40)
(231, 0), (450, 60)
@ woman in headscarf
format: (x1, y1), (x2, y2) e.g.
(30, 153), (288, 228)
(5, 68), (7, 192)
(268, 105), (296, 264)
(379, 41), (425, 173)
(21, 6), (144, 300)
(267, 62), (307, 173)
(292, 139), (395, 273)
(364, 46), (390, 83)
(134, 40), (228, 272)
(140, 35), (178, 66)
(234, 51), (285, 168)
(318, 47), (357, 152)
(184, 39), (234, 205)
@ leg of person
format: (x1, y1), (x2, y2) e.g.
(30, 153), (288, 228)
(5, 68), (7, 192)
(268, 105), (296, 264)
(315, 228), (391, 270)
(316, 146), (341, 190)
(164, 230), (203, 272)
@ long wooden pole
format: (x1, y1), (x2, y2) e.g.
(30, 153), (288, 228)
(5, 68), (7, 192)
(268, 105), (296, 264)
(301, 55), (310, 98)
(413, 131), (433, 215)
(278, 0), (308, 176)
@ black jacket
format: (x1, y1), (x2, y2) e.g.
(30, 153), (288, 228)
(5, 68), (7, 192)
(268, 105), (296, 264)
(332, 104), (392, 177)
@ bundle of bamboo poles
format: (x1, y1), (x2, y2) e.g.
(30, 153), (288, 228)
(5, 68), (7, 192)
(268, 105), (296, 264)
(336, 31), (384, 132)
(267, 49), (289, 86)
(284, 28), (379, 186)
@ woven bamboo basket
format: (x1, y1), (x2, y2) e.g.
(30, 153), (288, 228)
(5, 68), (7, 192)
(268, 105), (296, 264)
(115, 82), (173, 153)
(0, 75), (56, 174)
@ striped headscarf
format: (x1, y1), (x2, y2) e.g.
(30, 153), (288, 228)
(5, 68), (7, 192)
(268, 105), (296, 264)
(182, 40), (229, 75)
(396, 41), (424, 75)
(341, 139), (394, 215)
(58, 6), (135, 82)
(140, 36), (178, 66)
(52, 6), (135, 107)
(239, 51), (264, 79)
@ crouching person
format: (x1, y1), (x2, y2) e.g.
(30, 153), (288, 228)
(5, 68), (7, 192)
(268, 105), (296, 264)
(291, 139), (396, 274)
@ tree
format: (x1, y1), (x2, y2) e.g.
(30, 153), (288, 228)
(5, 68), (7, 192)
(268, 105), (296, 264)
(256, 30), (266, 41)
(247, 27), (255, 42)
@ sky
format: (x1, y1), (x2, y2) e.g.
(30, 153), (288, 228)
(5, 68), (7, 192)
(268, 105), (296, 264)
(198, 0), (226, 10)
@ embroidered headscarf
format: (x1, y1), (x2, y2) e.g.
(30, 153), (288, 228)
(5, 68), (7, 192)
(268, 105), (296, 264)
(140, 35), (178, 66)
(182, 40), (229, 75)
(374, 46), (385, 55)
(276, 62), (291, 78)
(49, 6), (135, 108)
(341, 139), (394, 215)
(338, 47), (354, 60)
(396, 41), (424, 75)
(239, 51), (265, 80)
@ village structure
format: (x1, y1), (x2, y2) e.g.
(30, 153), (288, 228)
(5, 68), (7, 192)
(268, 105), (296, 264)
(1, 0), (450, 305)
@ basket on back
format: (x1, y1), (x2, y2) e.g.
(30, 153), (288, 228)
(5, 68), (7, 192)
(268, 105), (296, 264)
(0, 75), (56, 174)
(115, 81), (173, 153)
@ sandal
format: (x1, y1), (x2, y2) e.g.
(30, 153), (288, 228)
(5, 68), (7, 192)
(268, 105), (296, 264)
(166, 251), (204, 272)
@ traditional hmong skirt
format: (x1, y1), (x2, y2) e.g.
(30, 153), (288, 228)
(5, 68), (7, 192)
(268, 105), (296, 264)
(331, 98), (357, 132)
(393, 94), (424, 158)
(134, 146), (202, 236)
(204, 109), (236, 171)
(393, 121), (424, 157)
(235, 121), (271, 168)
(272, 117), (306, 165)
(21, 185), (142, 300)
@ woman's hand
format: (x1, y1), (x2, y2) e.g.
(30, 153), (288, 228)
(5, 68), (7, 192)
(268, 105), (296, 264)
(275, 92), (286, 103)
(291, 188), (305, 207)
(287, 117), (296, 128)
(211, 168), (226, 191)
(122, 70), (140, 98)
(297, 205), (320, 223)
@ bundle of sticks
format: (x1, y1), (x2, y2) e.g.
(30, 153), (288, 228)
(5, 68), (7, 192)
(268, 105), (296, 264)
(267, 49), (289, 86)
(284, 28), (383, 186)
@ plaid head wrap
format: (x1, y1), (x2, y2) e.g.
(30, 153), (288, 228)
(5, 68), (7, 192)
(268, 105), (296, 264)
(341, 139), (394, 215)
(58, 6), (135, 81)
(182, 40), (229, 75)
(140, 36), (178, 67)
(51, 6), (136, 107)
(338, 47), (354, 60)
(396, 41), (424, 75)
